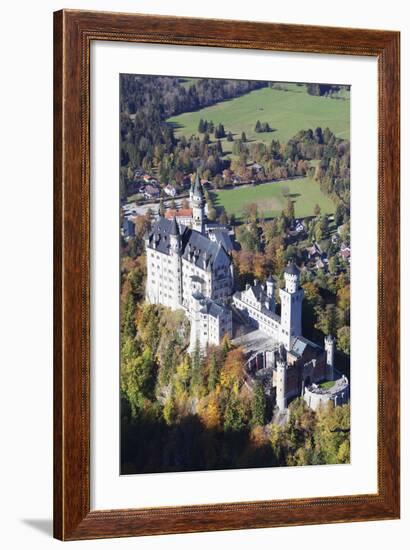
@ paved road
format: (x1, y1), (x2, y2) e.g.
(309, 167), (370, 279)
(123, 198), (188, 217)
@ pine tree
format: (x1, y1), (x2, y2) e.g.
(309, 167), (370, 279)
(334, 202), (344, 226)
(123, 293), (136, 339)
(255, 120), (261, 133)
(285, 197), (295, 221)
(163, 392), (176, 425)
(315, 304), (339, 336)
(215, 123), (225, 139)
(159, 346), (174, 387)
(175, 356), (191, 398)
(223, 394), (245, 432)
(219, 209), (228, 225)
(190, 340), (203, 394)
(221, 333), (232, 361)
(208, 353), (219, 391)
(251, 381), (266, 427)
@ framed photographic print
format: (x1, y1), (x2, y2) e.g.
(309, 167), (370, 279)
(54, 9), (400, 540)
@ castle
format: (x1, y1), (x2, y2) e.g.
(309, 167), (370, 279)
(144, 173), (349, 410)
(144, 174), (234, 351)
(232, 263), (304, 352)
(231, 267), (349, 410)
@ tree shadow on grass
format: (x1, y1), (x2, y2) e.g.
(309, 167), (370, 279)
(167, 121), (185, 131)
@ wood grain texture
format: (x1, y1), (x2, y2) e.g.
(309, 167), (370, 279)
(53, 9), (400, 541)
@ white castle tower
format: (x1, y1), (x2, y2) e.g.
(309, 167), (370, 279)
(279, 262), (304, 350)
(265, 274), (275, 311)
(324, 334), (335, 381)
(276, 354), (287, 410)
(169, 217), (183, 309)
(190, 172), (205, 234)
(189, 291), (203, 353)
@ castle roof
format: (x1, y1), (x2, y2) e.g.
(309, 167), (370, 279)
(240, 281), (268, 303)
(183, 229), (229, 270)
(284, 262), (300, 276)
(210, 229), (233, 252)
(192, 290), (204, 300)
(165, 208), (193, 219)
(193, 172), (204, 199)
(170, 216), (180, 236)
(200, 299), (226, 319)
(290, 336), (321, 358)
(147, 217), (230, 270)
(266, 274), (274, 283)
(191, 290), (228, 319)
(233, 290), (280, 323)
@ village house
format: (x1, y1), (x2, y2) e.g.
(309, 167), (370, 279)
(164, 184), (177, 197)
(143, 185), (160, 199)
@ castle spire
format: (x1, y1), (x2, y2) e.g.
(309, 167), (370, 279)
(265, 273), (275, 311)
(191, 171), (205, 234)
(170, 216), (180, 236)
(193, 171), (204, 199)
(169, 216), (182, 307)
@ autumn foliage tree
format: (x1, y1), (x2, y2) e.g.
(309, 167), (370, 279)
(220, 348), (246, 393)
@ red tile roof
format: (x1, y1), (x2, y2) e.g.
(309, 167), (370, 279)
(165, 209), (192, 218)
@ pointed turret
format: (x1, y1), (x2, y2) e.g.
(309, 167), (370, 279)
(191, 172), (205, 234)
(170, 216), (181, 258)
(169, 216), (182, 308)
(265, 274), (275, 311)
(193, 171), (204, 199)
(170, 216), (180, 236)
(189, 175), (195, 203)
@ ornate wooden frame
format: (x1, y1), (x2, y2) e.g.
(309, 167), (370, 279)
(53, 9), (400, 541)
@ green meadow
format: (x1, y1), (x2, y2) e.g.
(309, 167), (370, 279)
(213, 177), (336, 220)
(167, 85), (350, 155)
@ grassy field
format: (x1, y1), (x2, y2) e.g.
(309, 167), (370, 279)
(213, 177), (335, 220)
(319, 380), (336, 390)
(167, 85), (350, 156)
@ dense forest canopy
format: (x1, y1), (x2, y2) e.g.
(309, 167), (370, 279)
(120, 75), (268, 118)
